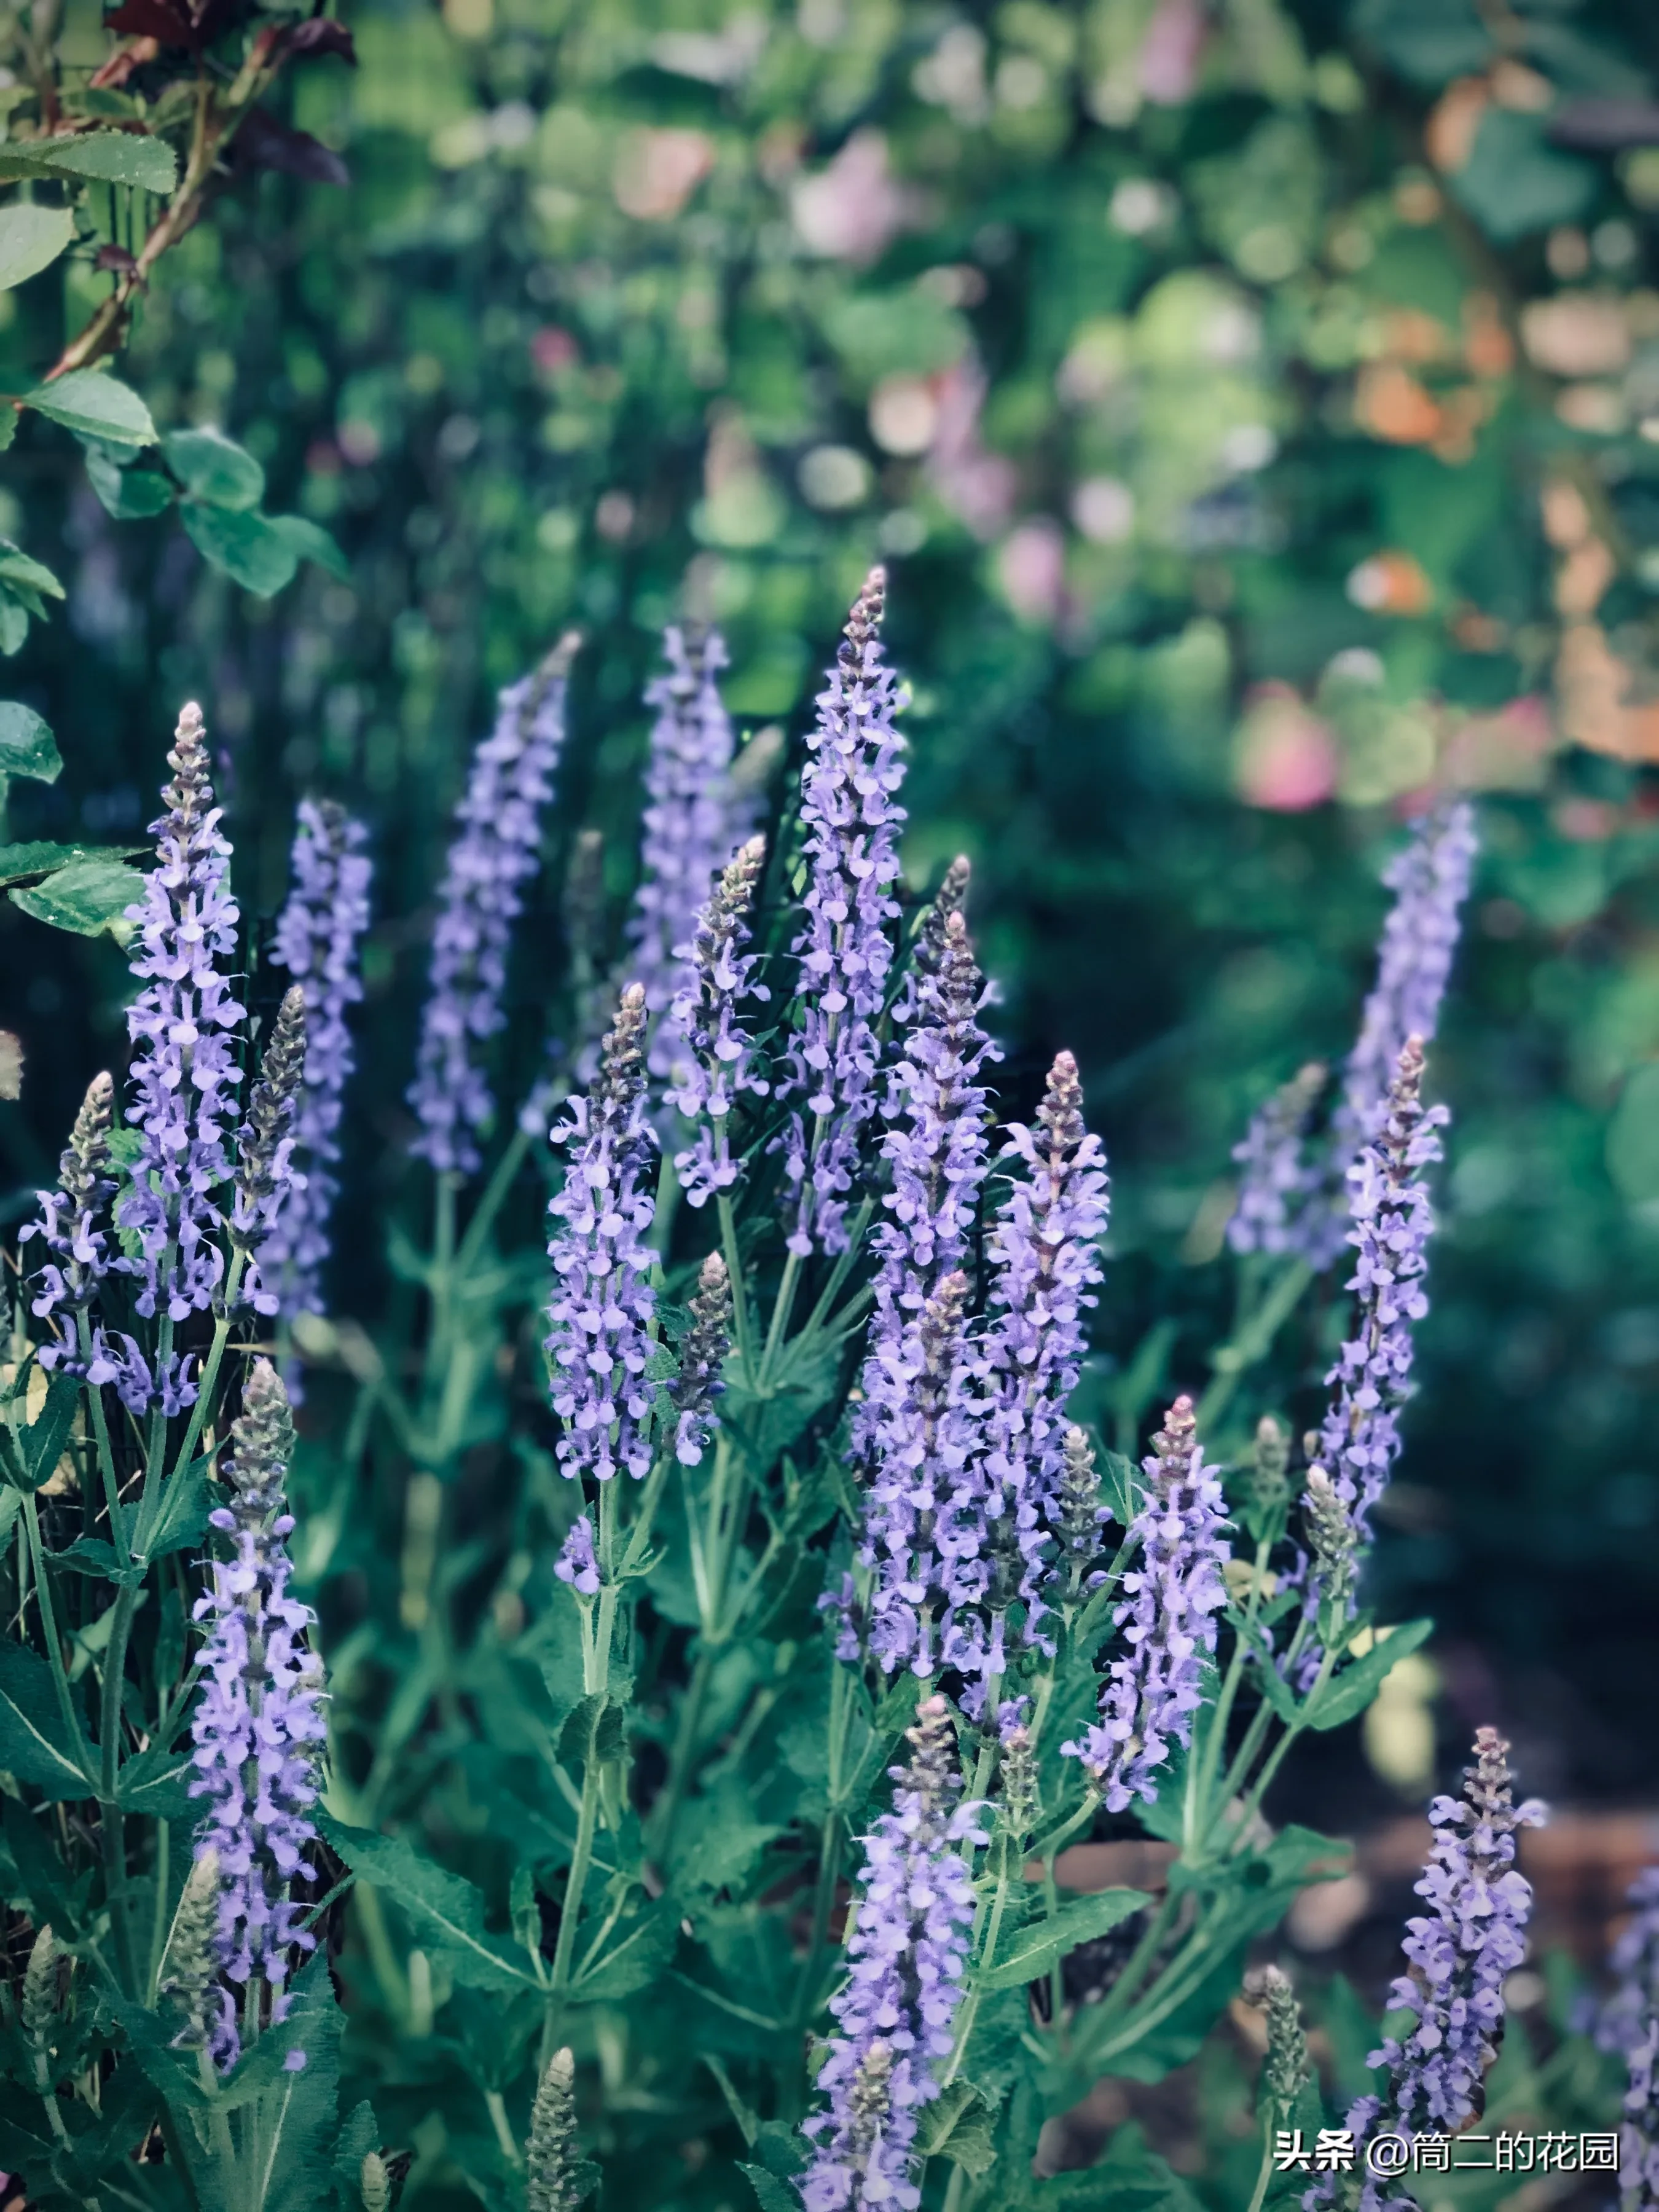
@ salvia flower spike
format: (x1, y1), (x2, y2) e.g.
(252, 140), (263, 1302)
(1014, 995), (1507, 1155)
(627, 626), (755, 1077)
(229, 982), (307, 1315)
(24, 1069), (115, 1375)
(980, 1048), (1110, 1639)
(1062, 1395), (1229, 1810)
(119, 700), (246, 1329)
(1601, 1867), (1659, 2058)
(187, 1357), (326, 2069)
(527, 2045), (588, 2212)
(1245, 1963), (1312, 2115)
(266, 798), (372, 1324)
(1313, 1037), (1446, 1553)
(409, 635), (577, 1175)
(1226, 1059), (1325, 1258)
(1338, 1728), (1545, 2198)
(667, 833), (770, 1207)
(801, 1696), (986, 2212)
(778, 566), (908, 1258)
(667, 1249), (732, 1464)
(544, 982), (659, 1481)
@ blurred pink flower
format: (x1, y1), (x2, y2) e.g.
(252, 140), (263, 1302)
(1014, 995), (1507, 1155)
(1139, 0), (1207, 106)
(532, 326), (579, 375)
(926, 359), (1016, 540)
(997, 519), (1067, 626)
(791, 129), (910, 264)
(1234, 685), (1339, 811)
(614, 128), (715, 221)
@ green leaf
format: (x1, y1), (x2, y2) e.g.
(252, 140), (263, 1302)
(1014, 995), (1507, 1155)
(10, 853), (141, 935)
(0, 540), (65, 600)
(0, 838), (147, 888)
(1450, 110), (1595, 242)
(571, 1898), (678, 1999)
(917, 2081), (998, 2175)
(181, 501), (299, 595)
(85, 449), (174, 518)
(24, 367), (156, 447)
(315, 1813), (539, 1991)
(0, 202), (74, 289)
(0, 130), (177, 193)
(164, 426), (265, 511)
(979, 1886), (1151, 1990)
(1303, 1619), (1434, 1733)
(0, 1634), (90, 1795)
(740, 2168), (801, 2212)
(136, 1457), (211, 1566)
(116, 1740), (194, 1818)
(0, 700), (59, 783)
(268, 511), (351, 581)
(5, 1364), (82, 1492)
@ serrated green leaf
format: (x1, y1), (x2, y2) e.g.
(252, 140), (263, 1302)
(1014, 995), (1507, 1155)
(917, 2080), (997, 2175)
(24, 367), (156, 447)
(0, 700), (59, 783)
(0, 838), (147, 887)
(1303, 1619), (1434, 1732)
(740, 2165), (802, 2212)
(0, 1635), (90, 1795)
(571, 1898), (677, 2000)
(116, 1740), (194, 1818)
(979, 1886), (1150, 1990)
(0, 539), (65, 599)
(315, 1812), (539, 1991)
(181, 500), (299, 595)
(10, 853), (142, 935)
(0, 130), (177, 193)
(165, 425), (265, 511)
(267, 510), (351, 580)
(0, 202), (73, 289)
(136, 1458), (211, 1567)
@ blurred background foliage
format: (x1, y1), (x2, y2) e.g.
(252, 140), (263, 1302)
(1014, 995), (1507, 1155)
(1, 0), (1658, 1824)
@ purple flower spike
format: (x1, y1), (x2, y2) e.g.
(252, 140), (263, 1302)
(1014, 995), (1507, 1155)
(229, 986), (307, 1318)
(545, 984), (659, 1483)
(667, 835), (770, 1207)
(24, 1071), (116, 1375)
(980, 1050), (1110, 1641)
(1226, 1061), (1325, 1258)
(266, 799), (372, 1323)
(1062, 1395), (1229, 1810)
(800, 1697), (987, 2212)
(188, 1360), (326, 2071)
(1600, 1869), (1659, 2059)
(1332, 1728), (1545, 2210)
(777, 568), (908, 1259)
(118, 702), (246, 1327)
(627, 627), (756, 1077)
(409, 637), (578, 1176)
(1314, 1036), (1446, 1548)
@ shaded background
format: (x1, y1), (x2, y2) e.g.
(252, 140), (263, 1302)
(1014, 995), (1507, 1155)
(0, 0), (1656, 1867)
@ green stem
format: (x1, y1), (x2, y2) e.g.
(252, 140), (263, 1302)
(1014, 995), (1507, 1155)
(716, 1190), (755, 1382)
(23, 1496), (92, 1775)
(1245, 2120), (1278, 2212)
(75, 1314), (126, 1563)
(1194, 1258), (1314, 1433)
(454, 1123), (533, 1280)
(758, 1249), (802, 1389)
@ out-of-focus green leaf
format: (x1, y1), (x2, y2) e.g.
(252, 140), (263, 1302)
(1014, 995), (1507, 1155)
(0, 702), (59, 782)
(84, 449), (175, 517)
(267, 511), (351, 580)
(0, 202), (73, 289)
(164, 426), (266, 511)
(181, 501), (299, 594)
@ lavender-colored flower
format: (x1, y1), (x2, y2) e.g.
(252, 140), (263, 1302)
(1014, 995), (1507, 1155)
(626, 627), (755, 1077)
(1335, 1728), (1545, 2205)
(667, 1250), (732, 1465)
(1600, 1868), (1659, 2059)
(554, 1513), (601, 1597)
(266, 799), (372, 1322)
(229, 985), (307, 1317)
(1624, 2012), (1659, 2212)
(1312, 1036), (1446, 1547)
(1062, 1395), (1229, 1811)
(409, 637), (577, 1176)
(118, 701), (246, 1324)
(23, 1071), (115, 1373)
(860, 1272), (992, 1682)
(801, 1697), (986, 2212)
(979, 1050), (1110, 1636)
(667, 835), (770, 1207)
(545, 984), (659, 1483)
(188, 1359), (326, 2071)
(1226, 1061), (1325, 1258)
(777, 568), (908, 1258)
